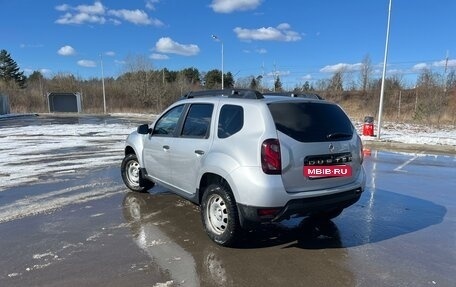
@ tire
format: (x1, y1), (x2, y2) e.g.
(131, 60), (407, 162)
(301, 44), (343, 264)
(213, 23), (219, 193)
(121, 153), (154, 192)
(201, 183), (241, 246)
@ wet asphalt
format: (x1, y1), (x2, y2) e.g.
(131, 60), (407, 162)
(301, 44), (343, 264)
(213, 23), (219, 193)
(0, 116), (455, 287)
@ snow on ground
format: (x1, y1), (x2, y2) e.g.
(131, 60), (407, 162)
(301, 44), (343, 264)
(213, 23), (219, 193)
(0, 116), (148, 192)
(355, 121), (456, 146)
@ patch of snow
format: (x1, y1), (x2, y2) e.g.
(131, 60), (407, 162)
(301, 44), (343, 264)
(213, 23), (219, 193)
(153, 281), (174, 287)
(32, 252), (56, 260)
(355, 121), (456, 146)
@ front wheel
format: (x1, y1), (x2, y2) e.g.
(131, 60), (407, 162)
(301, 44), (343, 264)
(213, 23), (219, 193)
(201, 183), (241, 246)
(121, 154), (154, 192)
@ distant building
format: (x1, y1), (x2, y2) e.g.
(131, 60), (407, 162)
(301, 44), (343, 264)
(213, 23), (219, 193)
(47, 92), (82, 113)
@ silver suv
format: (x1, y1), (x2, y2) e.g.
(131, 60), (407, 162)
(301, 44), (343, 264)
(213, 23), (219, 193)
(121, 89), (366, 246)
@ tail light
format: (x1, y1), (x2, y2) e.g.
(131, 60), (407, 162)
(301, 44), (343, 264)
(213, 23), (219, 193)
(261, 139), (281, 174)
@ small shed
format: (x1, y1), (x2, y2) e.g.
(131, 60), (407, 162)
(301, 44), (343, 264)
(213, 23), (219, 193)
(0, 94), (10, 115)
(48, 92), (82, 113)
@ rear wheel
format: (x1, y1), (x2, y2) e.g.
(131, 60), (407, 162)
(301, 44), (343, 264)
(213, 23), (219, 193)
(121, 154), (154, 192)
(201, 183), (241, 246)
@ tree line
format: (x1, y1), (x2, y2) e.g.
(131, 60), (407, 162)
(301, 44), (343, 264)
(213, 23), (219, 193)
(1, 49), (455, 125)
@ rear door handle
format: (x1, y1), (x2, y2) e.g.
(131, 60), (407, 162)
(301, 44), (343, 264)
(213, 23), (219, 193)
(163, 145), (170, 151)
(194, 150), (205, 155)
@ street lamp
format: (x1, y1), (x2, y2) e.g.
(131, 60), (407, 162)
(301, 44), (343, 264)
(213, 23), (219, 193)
(377, 0), (392, 139)
(211, 35), (224, 89)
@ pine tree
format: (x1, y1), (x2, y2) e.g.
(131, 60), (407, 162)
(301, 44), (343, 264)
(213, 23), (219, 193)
(0, 49), (26, 88)
(274, 76), (283, 91)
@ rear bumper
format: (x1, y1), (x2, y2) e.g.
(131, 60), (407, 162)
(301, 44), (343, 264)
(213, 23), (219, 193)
(237, 187), (363, 228)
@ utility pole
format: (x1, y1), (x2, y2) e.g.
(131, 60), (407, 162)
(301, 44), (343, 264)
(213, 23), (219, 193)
(100, 54), (106, 114)
(377, 0), (392, 139)
(444, 50), (449, 92)
(211, 35), (224, 89)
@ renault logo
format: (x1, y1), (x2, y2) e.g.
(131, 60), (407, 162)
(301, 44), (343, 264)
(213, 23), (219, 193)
(329, 143), (335, 153)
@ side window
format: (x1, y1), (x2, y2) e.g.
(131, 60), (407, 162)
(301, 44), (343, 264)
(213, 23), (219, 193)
(181, 104), (214, 138)
(153, 105), (184, 136)
(218, 105), (244, 139)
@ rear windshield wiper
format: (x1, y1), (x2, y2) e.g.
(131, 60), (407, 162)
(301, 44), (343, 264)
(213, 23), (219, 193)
(326, 132), (352, 140)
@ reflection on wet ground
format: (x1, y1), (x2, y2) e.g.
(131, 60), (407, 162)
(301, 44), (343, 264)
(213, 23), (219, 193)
(122, 191), (355, 286)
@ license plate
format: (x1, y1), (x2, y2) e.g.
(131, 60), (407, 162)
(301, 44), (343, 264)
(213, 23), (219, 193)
(304, 165), (352, 178)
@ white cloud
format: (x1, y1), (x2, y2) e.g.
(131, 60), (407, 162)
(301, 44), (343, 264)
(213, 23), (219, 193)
(24, 68), (51, 76)
(155, 37), (200, 56)
(255, 48), (267, 54)
(320, 63), (363, 73)
(108, 9), (163, 26)
(40, 69), (52, 75)
(20, 43), (44, 49)
(77, 60), (97, 67)
(276, 23), (291, 30)
(76, 1), (105, 14)
(56, 11), (106, 25)
(412, 63), (428, 71)
(210, 0), (262, 13)
(150, 53), (169, 60)
(387, 69), (402, 75)
(145, 0), (160, 10)
(433, 59), (456, 68)
(267, 70), (290, 77)
(55, 1), (106, 24)
(114, 60), (126, 65)
(57, 45), (76, 56)
(55, 4), (70, 11)
(234, 23), (301, 42)
(55, 1), (163, 26)
(105, 51), (115, 57)
(302, 74), (312, 81)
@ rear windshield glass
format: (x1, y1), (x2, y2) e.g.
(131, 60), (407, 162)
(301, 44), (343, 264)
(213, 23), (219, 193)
(268, 102), (353, 142)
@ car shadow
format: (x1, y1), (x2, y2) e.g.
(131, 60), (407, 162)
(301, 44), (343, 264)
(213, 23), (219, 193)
(121, 186), (446, 250)
(238, 188), (447, 249)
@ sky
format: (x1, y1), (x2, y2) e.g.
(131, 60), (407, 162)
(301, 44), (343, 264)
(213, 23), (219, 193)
(1, 0), (456, 89)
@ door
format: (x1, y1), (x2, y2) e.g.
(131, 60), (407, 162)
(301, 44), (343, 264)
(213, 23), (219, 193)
(169, 103), (214, 195)
(143, 104), (184, 185)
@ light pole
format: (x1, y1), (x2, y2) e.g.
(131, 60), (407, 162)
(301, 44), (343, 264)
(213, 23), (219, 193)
(100, 53), (106, 114)
(211, 35), (224, 89)
(377, 0), (392, 139)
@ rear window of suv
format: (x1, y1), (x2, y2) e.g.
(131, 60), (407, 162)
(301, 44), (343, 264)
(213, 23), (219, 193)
(268, 102), (353, 142)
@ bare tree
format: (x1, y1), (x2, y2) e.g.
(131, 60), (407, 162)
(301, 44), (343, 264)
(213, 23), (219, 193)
(415, 69), (446, 125)
(358, 54), (373, 95)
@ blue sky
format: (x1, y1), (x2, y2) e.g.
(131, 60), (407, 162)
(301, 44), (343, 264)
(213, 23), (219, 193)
(1, 0), (455, 89)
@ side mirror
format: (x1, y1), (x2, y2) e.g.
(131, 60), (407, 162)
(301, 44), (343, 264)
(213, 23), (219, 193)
(137, 124), (151, 135)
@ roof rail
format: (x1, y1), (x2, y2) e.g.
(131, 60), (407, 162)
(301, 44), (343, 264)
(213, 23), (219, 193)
(263, 92), (323, 100)
(182, 88), (264, 99)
